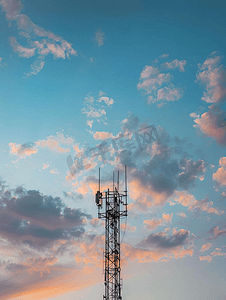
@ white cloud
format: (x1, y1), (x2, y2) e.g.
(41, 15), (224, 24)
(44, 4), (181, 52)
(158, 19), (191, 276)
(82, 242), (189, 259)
(138, 57), (184, 106)
(161, 59), (187, 72)
(10, 37), (36, 58)
(157, 86), (183, 102)
(95, 29), (105, 46)
(97, 96), (114, 105)
(159, 53), (169, 59)
(82, 107), (106, 118)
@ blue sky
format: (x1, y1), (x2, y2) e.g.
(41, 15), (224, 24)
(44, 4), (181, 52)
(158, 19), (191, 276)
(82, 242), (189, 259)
(0, 0), (226, 299)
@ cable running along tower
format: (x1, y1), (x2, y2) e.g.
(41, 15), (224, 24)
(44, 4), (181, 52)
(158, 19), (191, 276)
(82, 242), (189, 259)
(95, 166), (128, 300)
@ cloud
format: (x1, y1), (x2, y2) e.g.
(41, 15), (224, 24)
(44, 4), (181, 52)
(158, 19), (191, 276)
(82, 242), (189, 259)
(50, 169), (59, 175)
(200, 243), (213, 252)
(143, 213), (173, 230)
(177, 212), (186, 218)
(94, 29), (105, 46)
(209, 226), (226, 239)
(138, 58), (184, 106)
(189, 198), (224, 215)
(157, 86), (183, 102)
(36, 133), (73, 153)
(110, 127), (207, 212)
(10, 37), (35, 58)
(97, 96), (114, 105)
(9, 142), (38, 158)
(161, 59), (186, 72)
(82, 107), (106, 118)
(139, 229), (189, 249)
(0, 1), (77, 76)
(0, 0), (22, 21)
(199, 255), (212, 262)
(81, 92), (114, 127)
(120, 223), (136, 232)
(212, 157), (226, 187)
(0, 259), (101, 300)
(122, 229), (193, 263)
(86, 120), (93, 128)
(159, 53), (169, 59)
(190, 107), (226, 145)
(196, 54), (226, 103)
(93, 131), (114, 140)
(42, 163), (49, 170)
(174, 191), (224, 215)
(0, 182), (91, 247)
(210, 251), (226, 257)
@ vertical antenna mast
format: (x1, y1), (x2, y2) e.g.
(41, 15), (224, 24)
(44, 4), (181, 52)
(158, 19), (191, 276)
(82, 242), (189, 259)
(95, 167), (128, 300)
(99, 167), (101, 191)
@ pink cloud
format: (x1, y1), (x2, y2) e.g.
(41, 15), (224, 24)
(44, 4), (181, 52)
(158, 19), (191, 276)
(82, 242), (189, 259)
(212, 158), (226, 186)
(42, 163), (49, 170)
(199, 255), (212, 262)
(121, 223), (136, 232)
(174, 191), (196, 207)
(36, 133), (73, 153)
(143, 213), (173, 230)
(219, 157), (226, 167)
(189, 198), (224, 215)
(122, 229), (193, 263)
(9, 142), (38, 158)
(196, 54), (226, 103)
(210, 251), (226, 257)
(93, 131), (114, 140)
(128, 178), (170, 212)
(191, 110), (226, 145)
(174, 191), (224, 215)
(200, 243), (213, 252)
(211, 226), (226, 238)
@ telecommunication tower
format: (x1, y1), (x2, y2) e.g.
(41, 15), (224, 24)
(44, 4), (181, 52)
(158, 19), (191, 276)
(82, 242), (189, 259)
(95, 166), (128, 300)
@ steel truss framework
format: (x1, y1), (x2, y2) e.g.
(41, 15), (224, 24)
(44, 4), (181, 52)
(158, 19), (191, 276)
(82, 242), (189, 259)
(95, 169), (127, 300)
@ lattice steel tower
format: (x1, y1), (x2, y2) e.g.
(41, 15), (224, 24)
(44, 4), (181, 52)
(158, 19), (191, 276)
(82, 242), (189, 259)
(95, 166), (128, 300)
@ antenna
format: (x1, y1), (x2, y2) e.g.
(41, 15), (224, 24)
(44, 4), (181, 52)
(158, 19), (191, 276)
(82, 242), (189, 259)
(113, 171), (114, 191)
(125, 165), (127, 192)
(99, 167), (100, 191)
(95, 167), (128, 300)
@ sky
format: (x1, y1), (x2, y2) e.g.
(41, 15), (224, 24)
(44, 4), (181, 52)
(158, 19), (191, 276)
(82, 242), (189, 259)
(0, 0), (226, 299)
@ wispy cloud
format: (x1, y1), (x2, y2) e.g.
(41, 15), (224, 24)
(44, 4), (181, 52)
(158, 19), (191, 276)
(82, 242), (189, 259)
(161, 59), (186, 72)
(0, 0), (77, 76)
(200, 243), (213, 252)
(94, 29), (105, 46)
(81, 92), (114, 127)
